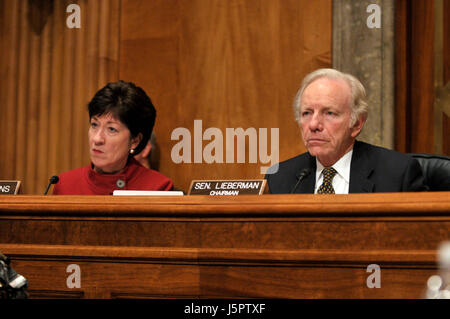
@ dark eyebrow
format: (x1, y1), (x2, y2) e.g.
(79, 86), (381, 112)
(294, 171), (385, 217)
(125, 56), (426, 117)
(91, 116), (120, 124)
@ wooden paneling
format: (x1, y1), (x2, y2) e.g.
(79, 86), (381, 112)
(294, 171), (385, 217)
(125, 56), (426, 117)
(0, 0), (331, 194)
(443, 0), (450, 155)
(119, 0), (332, 192)
(0, 193), (449, 298)
(410, 0), (435, 153)
(395, 0), (450, 154)
(444, 0), (450, 84)
(1, 244), (441, 299)
(394, 0), (410, 153)
(0, 0), (120, 194)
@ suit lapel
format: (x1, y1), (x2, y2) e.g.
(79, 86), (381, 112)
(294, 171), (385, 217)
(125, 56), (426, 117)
(349, 141), (375, 193)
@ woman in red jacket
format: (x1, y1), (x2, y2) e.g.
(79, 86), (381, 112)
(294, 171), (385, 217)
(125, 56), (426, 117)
(53, 81), (174, 195)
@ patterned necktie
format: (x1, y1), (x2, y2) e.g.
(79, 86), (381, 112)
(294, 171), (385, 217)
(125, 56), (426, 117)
(317, 167), (337, 194)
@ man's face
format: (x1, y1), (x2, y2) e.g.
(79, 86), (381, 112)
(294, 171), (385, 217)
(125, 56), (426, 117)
(299, 77), (364, 167)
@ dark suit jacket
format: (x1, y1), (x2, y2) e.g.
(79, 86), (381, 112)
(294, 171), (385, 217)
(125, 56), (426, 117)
(265, 141), (427, 193)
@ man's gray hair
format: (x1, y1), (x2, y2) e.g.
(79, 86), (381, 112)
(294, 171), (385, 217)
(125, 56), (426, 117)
(293, 68), (368, 127)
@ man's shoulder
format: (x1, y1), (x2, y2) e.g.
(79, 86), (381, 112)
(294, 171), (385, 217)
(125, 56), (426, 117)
(354, 141), (414, 162)
(265, 152), (314, 194)
(266, 152), (311, 177)
(352, 140), (427, 192)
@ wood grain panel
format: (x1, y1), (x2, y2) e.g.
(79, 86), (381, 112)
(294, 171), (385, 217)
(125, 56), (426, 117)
(198, 264), (437, 298)
(445, 0), (450, 84)
(443, 0), (450, 155)
(0, 193), (448, 298)
(15, 0), (30, 183)
(1, 0), (331, 194)
(1, 215), (449, 250)
(36, 0), (53, 195)
(394, 0), (410, 153)
(410, 0), (435, 153)
(4, 255), (439, 299)
(395, 0), (446, 154)
(7, 257), (199, 299)
(0, 0), (20, 181)
(120, 0), (332, 192)
(0, 0), (120, 194)
(0, 244), (439, 298)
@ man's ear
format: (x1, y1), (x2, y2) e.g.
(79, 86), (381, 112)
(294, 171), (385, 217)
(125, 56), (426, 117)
(350, 115), (366, 138)
(140, 140), (152, 158)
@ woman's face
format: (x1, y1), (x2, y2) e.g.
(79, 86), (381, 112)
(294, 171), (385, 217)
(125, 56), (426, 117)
(88, 113), (141, 174)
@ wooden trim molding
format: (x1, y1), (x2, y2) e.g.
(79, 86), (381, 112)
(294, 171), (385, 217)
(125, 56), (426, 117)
(0, 193), (449, 216)
(1, 244), (438, 267)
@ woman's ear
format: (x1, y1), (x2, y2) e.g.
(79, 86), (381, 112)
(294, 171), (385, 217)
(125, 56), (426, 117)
(131, 133), (143, 149)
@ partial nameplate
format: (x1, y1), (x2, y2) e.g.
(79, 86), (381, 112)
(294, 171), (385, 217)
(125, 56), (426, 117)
(113, 190), (184, 196)
(0, 181), (21, 195)
(188, 180), (266, 195)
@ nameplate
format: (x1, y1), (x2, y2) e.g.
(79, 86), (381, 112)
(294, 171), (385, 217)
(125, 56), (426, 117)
(188, 180), (266, 195)
(0, 181), (21, 195)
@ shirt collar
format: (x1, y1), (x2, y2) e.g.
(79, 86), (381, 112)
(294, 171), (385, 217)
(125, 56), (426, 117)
(315, 149), (353, 184)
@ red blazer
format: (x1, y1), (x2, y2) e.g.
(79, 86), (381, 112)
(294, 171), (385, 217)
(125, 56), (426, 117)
(53, 158), (174, 195)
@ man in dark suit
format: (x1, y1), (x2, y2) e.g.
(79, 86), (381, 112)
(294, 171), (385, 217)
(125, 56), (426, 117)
(266, 68), (427, 194)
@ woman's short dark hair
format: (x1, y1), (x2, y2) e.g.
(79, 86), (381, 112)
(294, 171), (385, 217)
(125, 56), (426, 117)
(88, 80), (156, 156)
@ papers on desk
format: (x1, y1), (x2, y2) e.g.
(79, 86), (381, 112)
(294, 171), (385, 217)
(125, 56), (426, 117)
(112, 190), (184, 196)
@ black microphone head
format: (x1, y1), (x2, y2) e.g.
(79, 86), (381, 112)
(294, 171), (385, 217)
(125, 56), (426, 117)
(290, 168), (312, 193)
(44, 176), (59, 195)
(49, 176), (59, 184)
(296, 168), (311, 179)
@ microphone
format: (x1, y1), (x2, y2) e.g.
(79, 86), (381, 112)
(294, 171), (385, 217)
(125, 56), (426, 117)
(44, 176), (59, 195)
(290, 168), (311, 194)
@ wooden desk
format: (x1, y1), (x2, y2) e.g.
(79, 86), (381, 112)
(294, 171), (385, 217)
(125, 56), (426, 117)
(0, 193), (449, 298)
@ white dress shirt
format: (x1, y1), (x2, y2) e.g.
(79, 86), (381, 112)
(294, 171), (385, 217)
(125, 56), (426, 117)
(314, 149), (353, 194)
